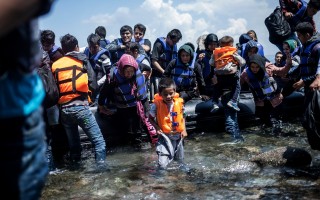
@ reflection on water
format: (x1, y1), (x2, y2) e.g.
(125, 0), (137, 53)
(41, 120), (320, 200)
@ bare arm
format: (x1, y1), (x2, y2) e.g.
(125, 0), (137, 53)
(141, 44), (150, 53)
(152, 60), (165, 74)
(266, 54), (292, 77)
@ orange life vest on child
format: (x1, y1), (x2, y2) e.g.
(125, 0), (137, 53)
(52, 56), (89, 104)
(153, 93), (185, 134)
(214, 46), (238, 69)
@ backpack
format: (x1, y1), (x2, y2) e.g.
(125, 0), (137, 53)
(38, 57), (59, 108)
(265, 7), (291, 45)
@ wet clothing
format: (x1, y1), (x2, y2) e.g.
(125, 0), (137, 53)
(60, 104), (106, 163)
(221, 94), (242, 139)
(149, 94), (185, 169)
(52, 51), (106, 165)
(156, 134), (184, 169)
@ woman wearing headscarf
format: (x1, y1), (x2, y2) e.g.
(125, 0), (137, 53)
(240, 54), (291, 134)
(98, 54), (151, 146)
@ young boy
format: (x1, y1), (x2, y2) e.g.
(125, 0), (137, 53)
(40, 29), (64, 65)
(133, 23), (152, 57)
(210, 36), (246, 112)
(95, 26), (110, 48)
(149, 77), (187, 169)
(84, 33), (111, 103)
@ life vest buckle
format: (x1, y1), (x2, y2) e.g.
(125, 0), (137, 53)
(170, 112), (178, 117)
(172, 122), (179, 127)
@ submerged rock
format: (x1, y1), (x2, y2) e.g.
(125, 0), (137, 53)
(249, 147), (312, 167)
(222, 160), (259, 173)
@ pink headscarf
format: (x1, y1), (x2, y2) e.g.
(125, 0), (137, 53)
(117, 54), (138, 76)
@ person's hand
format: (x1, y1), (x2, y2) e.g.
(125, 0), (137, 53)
(212, 75), (218, 85)
(156, 129), (163, 135)
(293, 79), (305, 90)
(200, 95), (210, 101)
(284, 12), (293, 19)
(98, 105), (116, 115)
(181, 130), (188, 138)
(310, 75), (320, 91)
(142, 71), (151, 80)
(285, 53), (292, 67)
(198, 53), (205, 61)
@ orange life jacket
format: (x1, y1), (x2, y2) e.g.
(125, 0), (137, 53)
(214, 46), (238, 69)
(153, 93), (185, 134)
(52, 56), (89, 104)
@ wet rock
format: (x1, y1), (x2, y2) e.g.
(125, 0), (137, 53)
(222, 160), (259, 173)
(249, 147), (312, 167)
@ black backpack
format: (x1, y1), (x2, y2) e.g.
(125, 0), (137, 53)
(38, 52), (59, 108)
(265, 7), (291, 45)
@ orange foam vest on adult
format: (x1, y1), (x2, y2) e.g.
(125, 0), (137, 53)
(52, 56), (89, 104)
(214, 46), (238, 69)
(153, 93), (185, 134)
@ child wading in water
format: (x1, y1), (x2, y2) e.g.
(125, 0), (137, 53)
(149, 77), (188, 170)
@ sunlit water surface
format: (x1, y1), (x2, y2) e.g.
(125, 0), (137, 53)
(41, 120), (320, 200)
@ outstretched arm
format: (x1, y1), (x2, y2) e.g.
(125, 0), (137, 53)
(266, 53), (292, 77)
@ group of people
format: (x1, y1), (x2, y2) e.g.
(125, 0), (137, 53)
(2, 0), (320, 199)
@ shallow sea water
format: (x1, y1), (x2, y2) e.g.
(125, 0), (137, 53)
(41, 120), (320, 200)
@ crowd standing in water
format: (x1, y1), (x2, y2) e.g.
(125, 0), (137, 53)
(1, 0), (320, 199)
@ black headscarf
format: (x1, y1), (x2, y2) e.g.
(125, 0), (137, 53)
(248, 54), (266, 81)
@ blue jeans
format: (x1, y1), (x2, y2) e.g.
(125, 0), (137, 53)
(60, 105), (106, 162)
(221, 95), (241, 139)
(212, 72), (241, 104)
(0, 107), (48, 200)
